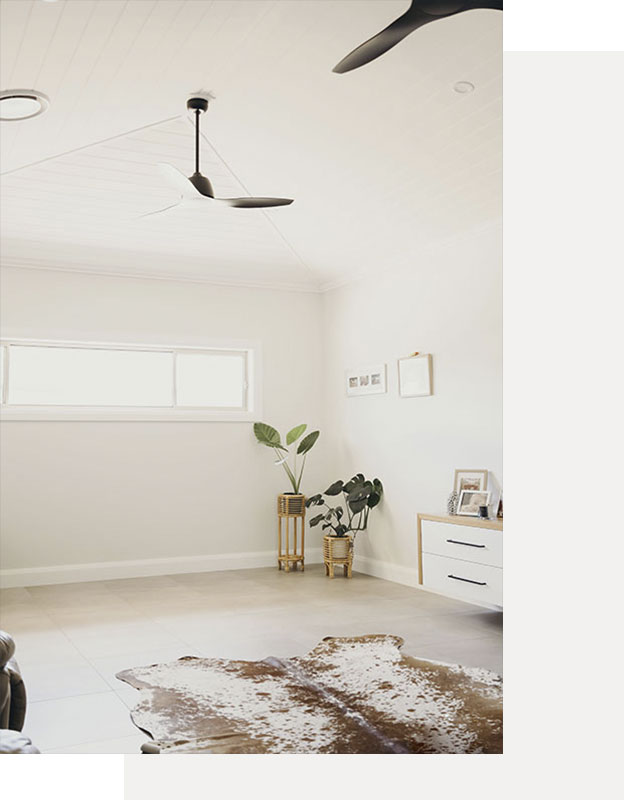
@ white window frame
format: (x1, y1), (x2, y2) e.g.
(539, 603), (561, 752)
(0, 337), (261, 422)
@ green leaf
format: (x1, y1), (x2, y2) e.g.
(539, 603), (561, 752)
(324, 480), (343, 496)
(305, 494), (323, 507)
(373, 478), (384, 496)
(347, 486), (369, 503)
(253, 422), (286, 450)
(367, 492), (381, 508)
(309, 514), (324, 527)
(349, 497), (368, 514)
(297, 430), (320, 455)
(286, 423), (307, 445)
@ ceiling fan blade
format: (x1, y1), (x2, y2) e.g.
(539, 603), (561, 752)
(216, 197), (294, 209)
(333, 3), (435, 74)
(462, 2), (503, 9)
(333, 2), (503, 74)
(138, 199), (183, 219)
(156, 162), (197, 199)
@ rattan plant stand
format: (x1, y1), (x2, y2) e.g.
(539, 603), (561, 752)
(277, 494), (305, 572)
(323, 535), (353, 578)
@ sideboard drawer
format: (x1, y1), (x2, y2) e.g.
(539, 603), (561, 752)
(422, 552), (503, 607)
(421, 520), (502, 568)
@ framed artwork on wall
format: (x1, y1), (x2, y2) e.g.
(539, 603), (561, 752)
(453, 469), (488, 493)
(398, 354), (432, 397)
(345, 364), (387, 396)
(457, 490), (491, 517)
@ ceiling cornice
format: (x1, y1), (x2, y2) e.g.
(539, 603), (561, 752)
(0, 258), (323, 295)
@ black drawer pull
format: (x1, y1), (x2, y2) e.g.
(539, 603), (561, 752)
(448, 574), (487, 586)
(446, 539), (486, 548)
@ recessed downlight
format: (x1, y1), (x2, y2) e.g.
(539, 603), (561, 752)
(0, 90), (50, 121)
(453, 81), (475, 94)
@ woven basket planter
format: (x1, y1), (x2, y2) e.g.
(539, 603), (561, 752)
(277, 493), (306, 516)
(323, 535), (353, 579)
(277, 494), (306, 572)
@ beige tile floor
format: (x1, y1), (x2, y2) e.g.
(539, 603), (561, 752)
(0, 564), (502, 753)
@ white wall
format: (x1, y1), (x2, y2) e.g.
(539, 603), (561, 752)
(0, 221), (501, 586)
(0, 267), (326, 581)
(321, 222), (502, 583)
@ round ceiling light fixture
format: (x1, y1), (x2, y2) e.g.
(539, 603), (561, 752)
(0, 90), (50, 121)
(453, 81), (475, 94)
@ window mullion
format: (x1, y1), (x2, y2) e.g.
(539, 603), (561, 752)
(172, 351), (178, 408)
(242, 351), (248, 411)
(2, 346), (9, 405)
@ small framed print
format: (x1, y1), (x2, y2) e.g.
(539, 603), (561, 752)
(398, 354), (432, 397)
(454, 469), (488, 494)
(457, 490), (491, 517)
(345, 364), (387, 396)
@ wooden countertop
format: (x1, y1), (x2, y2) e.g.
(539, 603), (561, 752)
(417, 513), (503, 531)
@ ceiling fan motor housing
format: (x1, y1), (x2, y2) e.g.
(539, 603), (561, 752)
(189, 172), (215, 198)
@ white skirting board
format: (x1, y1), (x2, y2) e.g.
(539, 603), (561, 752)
(0, 548), (324, 588)
(353, 554), (420, 588)
(1, 549), (420, 591)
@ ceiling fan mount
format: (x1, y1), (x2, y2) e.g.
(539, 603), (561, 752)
(186, 96), (209, 114)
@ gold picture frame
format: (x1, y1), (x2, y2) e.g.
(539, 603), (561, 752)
(453, 469), (488, 494)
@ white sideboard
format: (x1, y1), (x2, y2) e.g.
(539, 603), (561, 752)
(417, 514), (503, 608)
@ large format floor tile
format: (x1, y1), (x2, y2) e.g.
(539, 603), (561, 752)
(22, 691), (138, 751)
(408, 635), (504, 674)
(19, 661), (111, 703)
(44, 733), (147, 754)
(0, 563), (503, 753)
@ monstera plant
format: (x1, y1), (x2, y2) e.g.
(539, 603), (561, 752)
(253, 422), (320, 494)
(306, 474), (384, 544)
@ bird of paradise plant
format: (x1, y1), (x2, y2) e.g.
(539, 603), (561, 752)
(253, 422), (320, 494)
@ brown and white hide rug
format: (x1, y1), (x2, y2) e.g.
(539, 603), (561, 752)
(116, 634), (502, 754)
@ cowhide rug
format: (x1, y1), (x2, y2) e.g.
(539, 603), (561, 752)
(116, 634), (502, 754)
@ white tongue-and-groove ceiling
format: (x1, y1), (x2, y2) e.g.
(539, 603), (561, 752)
(0, 0), (502, 291)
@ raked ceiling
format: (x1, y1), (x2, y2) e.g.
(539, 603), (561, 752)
(0, 0), (502, 291)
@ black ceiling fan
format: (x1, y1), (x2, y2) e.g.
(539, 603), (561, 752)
(146, 97), (293, 217)
(333, 1), (503, 75)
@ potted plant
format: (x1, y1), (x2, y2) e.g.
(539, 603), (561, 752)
(306, 475), (384, 571)
(253, 422), (320, 514)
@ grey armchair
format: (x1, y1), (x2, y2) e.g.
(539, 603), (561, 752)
(0, 630), (38, 753)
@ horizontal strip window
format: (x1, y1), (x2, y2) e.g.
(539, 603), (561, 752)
(0, 339), (259, 422)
